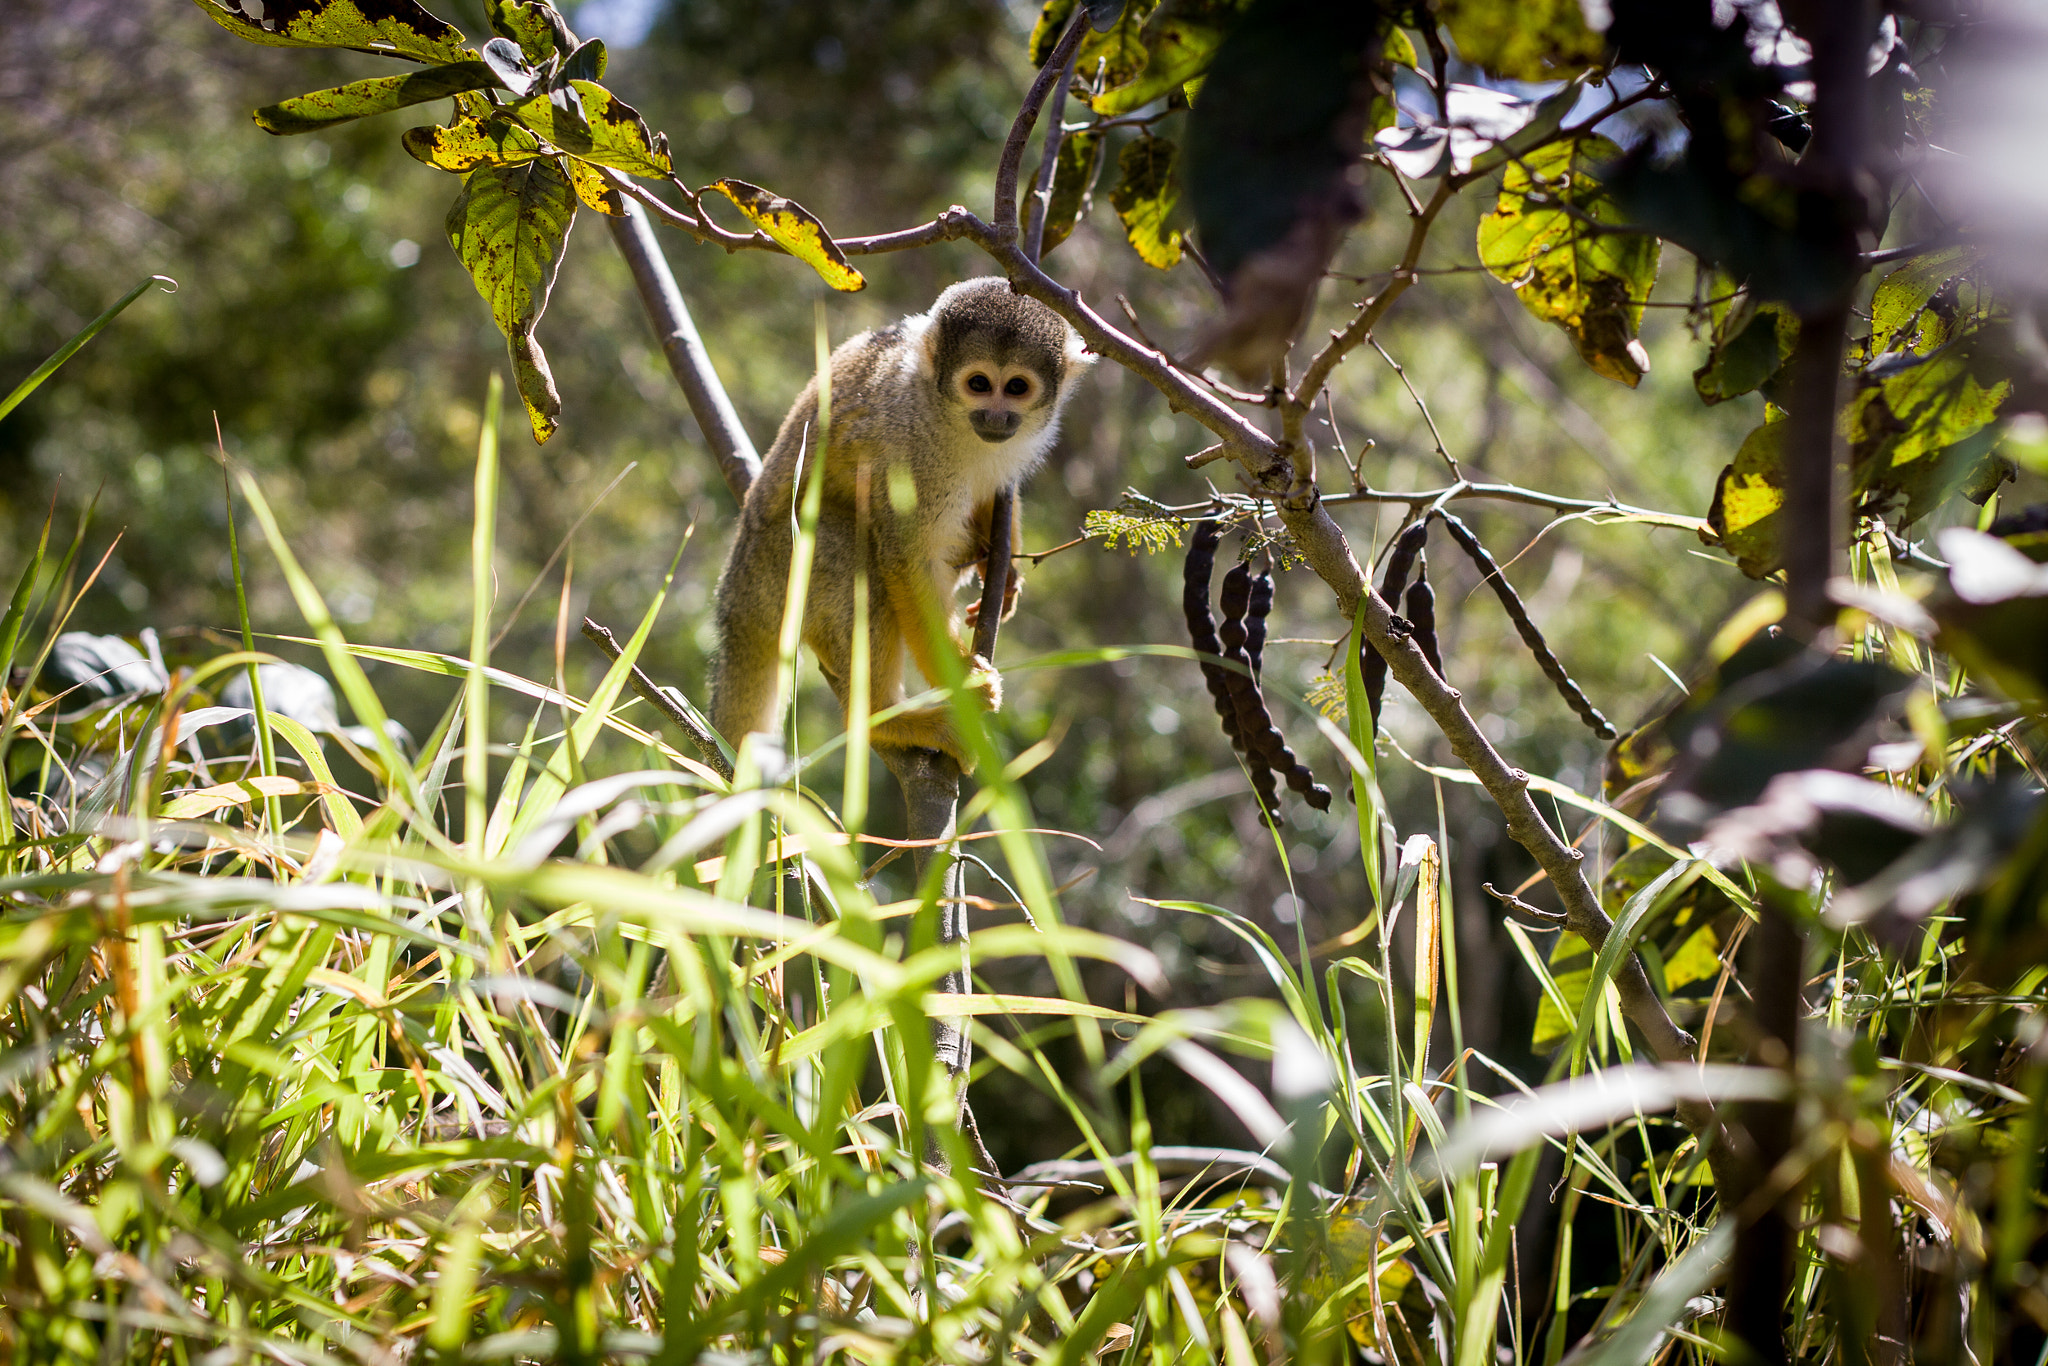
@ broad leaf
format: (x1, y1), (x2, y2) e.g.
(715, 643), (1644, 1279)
(1478, 136), (1660, 386)
(711, 181), (866, 292)
(189, 0), (470, 64)
(1092, 0), (1250, 116)
(485, 0), (557, 64)
(1439, 0), (1606, 81)
(560, 38), (608, 83)
(445, 158), (578, 442)
(402, 114), (545, 172)
(1693, 295), (1796, 405)
(509, 81), (672, 177)
(1868, 246), (1987, 357)
(1932, 527), (2048, 706)
(1706, 414), (1788, 579)
(254, 61), (504, 135)
(1108, 135), (1182, 269)
(1846, 336), (2013, 527)
(1040, 130), (1104, 255)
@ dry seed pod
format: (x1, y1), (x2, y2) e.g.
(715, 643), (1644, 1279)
(1219, 562), (1332, 814)
(1404, 553), (1444, 678)
(1437, 511), (1616, 739)
(1245, 569), (1274, 679)
(1184, 520), (1245, 750)
(1361, 518), (1430, 730)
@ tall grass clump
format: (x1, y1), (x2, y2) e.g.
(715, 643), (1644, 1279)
(2, 327), (2045, 1364)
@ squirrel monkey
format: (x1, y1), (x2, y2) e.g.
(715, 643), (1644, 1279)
(711, 278), (1093, 771)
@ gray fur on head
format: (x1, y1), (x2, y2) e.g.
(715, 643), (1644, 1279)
(924, 278), (1085, 400)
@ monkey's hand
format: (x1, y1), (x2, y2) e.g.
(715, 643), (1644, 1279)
(966, 655), (1002, 713)
(962, 572), (1022, 629)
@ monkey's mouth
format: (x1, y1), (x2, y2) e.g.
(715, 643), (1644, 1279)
(973, 430), (1014, 444)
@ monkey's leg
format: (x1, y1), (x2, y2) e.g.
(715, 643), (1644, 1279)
(709, 521), (790, 750)
(857, 586), (980, 772)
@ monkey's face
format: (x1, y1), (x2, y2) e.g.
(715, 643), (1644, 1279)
(948, 359), (1053, 444)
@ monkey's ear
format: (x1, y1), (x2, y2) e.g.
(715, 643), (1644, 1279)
(902, 311), (941, 373)
(1066, 327), (1098, 371)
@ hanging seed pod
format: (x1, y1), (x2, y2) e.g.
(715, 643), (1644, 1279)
(1404, 552), (1445, 678)
(1245, 568), (1274, 679)
(1220, 561), (1332, 814)
(1361, 518), (1430, 730)
(1184, 520), (1244, 750)
(1437, 511), (1616, 739)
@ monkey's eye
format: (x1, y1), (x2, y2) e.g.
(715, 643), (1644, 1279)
(966, 373), (994, 395)
(1003, 376), (1031, 397)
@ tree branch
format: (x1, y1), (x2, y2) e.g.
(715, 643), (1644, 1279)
(605, 200), (761, 500)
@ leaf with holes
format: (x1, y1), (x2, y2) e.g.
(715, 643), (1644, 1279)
(1109, 135), (1182, 269)
(190, 0), (471, 63)
(713, 180), (865, 292)
(509, 81), (672, 177)
(255, 61), (504, 134)
(1040, 130), (1104, 255)
(446, 158), (577, 442)
(1705, 415), (1789, 579)
(1479, 136), (1659, 386)
(1439, 0), (1606, 81)
(402, 114), (545, 172)
(1092, 0), (1249, 116)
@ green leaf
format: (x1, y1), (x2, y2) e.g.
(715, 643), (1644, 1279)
(508, 81), (673, 177)
(402, 114), (545, 171)
(1846, 337), (2014, 527)
(1705, 414), (1789, 579)
(1868, 246), (1988, 358)
(254, 61), (504, 135)
(1092, 0), (1250, 116)
(1439, 0), (1606, 81)
(0, 275), (174, 424)
(1030, 0), (1080, 66)
(1109, 134), (1182, 269)
(485, 0), (556, 63)
(1693, 297), (1797, 405)
(189, 0), (471, 64)
(1040, 130), (1104, 255)
(1478, 136), (1660, 387)
(711, 180), (866, 292)
(445, 158), (577, 442)
(1075, 0), (1162, 95)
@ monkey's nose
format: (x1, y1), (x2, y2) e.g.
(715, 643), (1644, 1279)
(971, 410), (1020, 442)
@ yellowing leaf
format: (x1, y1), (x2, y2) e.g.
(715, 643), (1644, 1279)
(1477, 137), (1659, 386)
(565, 159), (628, 215)
(160, 776), (320, 821)
(401, 114), (544, 172)
(1705, 415), (1789, 580)
(485, 0), (557, 63)
(255, 61), (504, 135)
(446, 158), (578, 442)
(1440, 0), (1606, 81)
(712, 180), (866, 292)
(1093, 0), (1249, 116)
(190, 0), (471, 64)
(1040, 130), (1104, 255)
(508, 82), (673, 178)
(1109, 135), (1182, 269)
(1662, 922), (1722, 991)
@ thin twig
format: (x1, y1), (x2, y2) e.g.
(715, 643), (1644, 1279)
(1367, 336), (1458, 479)
(1022, 38), (1082, 262)
(994, 14), (1090, 244)
(580, 617), (731, 781)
